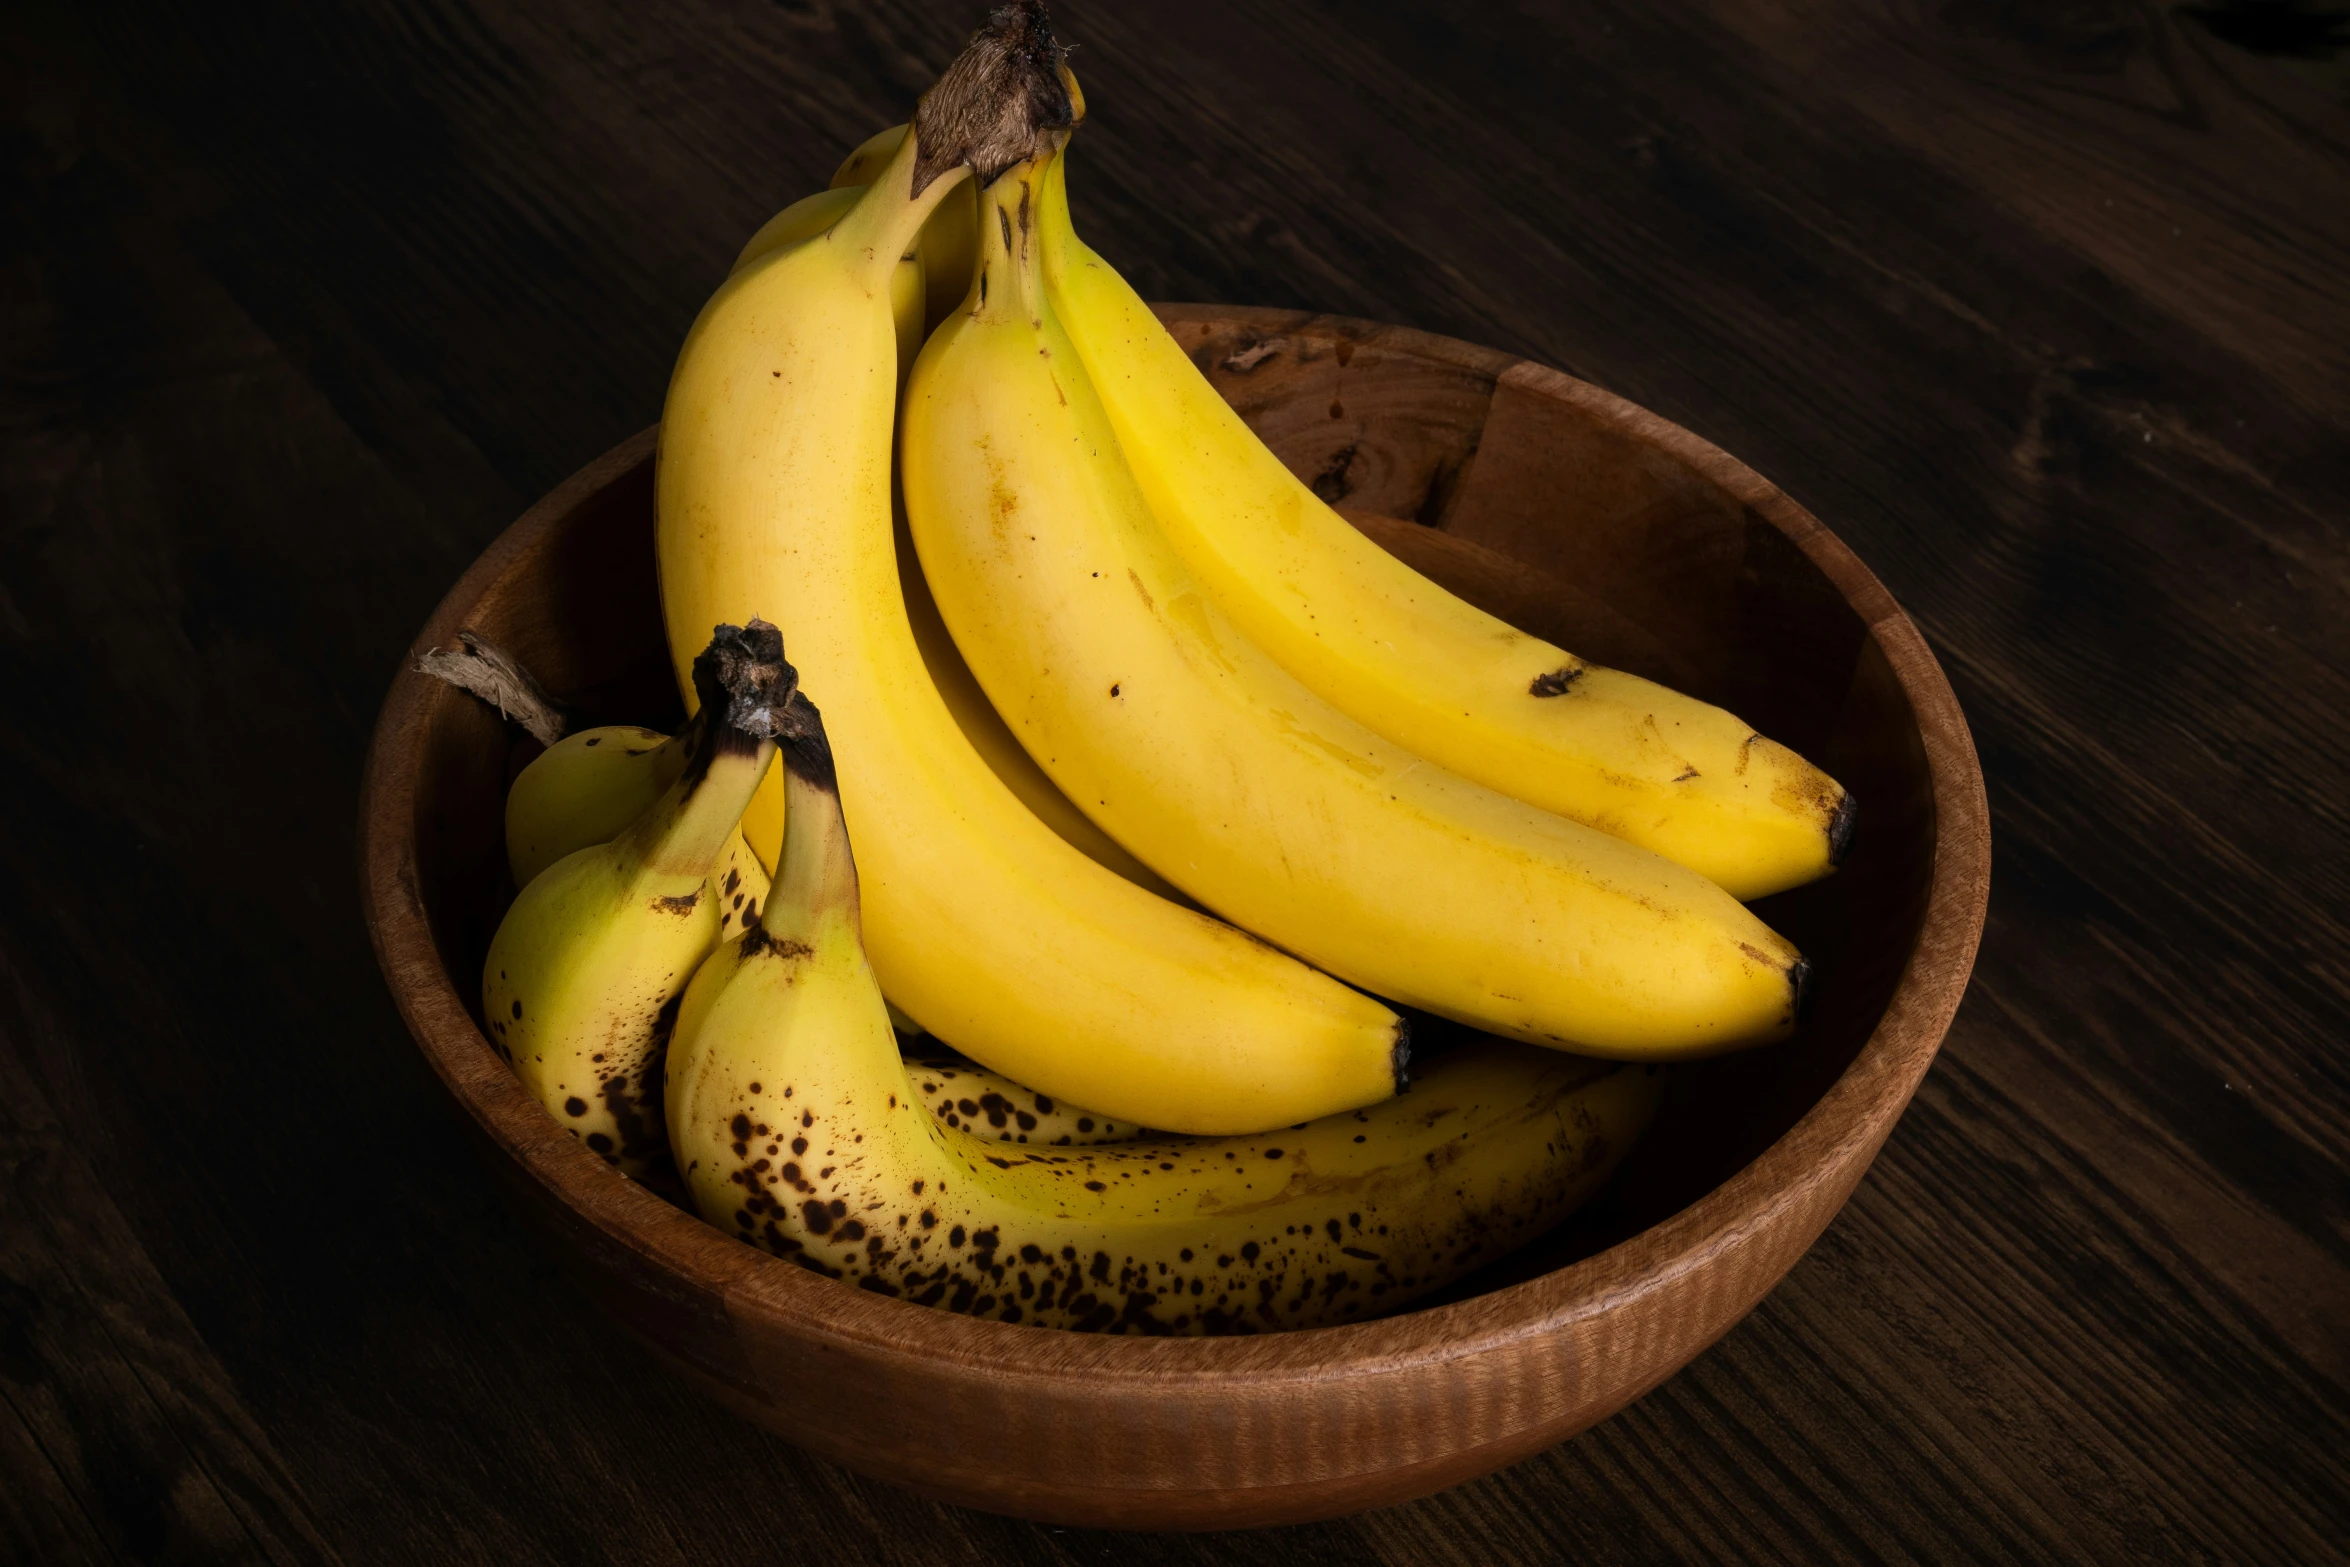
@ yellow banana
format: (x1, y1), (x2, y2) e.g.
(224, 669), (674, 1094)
(1036, 146), (1852, 901)
(722, 178), (1175, 897)
(892, 506), (1184, 901)
(501, 707), (1129, 1012)
(828, 124), (903, 185)
(666, 695), (1664, 1333)
(484, 623), (792, 1175)
(902, 1041), (1143, 1146)
(730, 185), (928, 385)
(653, 12), (1403, 1135)
(902, 158), (1806, 1060)
(832, 124), (977, 330)
(504, 725), (770, 944)
(505, 725), (682, 887)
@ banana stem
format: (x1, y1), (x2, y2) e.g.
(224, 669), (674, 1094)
(823, 0), (1077, 294)
(1036, 134), (1081, 274)
(824, 134), (967, 293)
(614, 731), (771, 883)
(620, 622), (796, 881)
(971, 155), (1054, 322)
(910, 0), (1075, 195)
(413, 628), (568, 746)
(760, 694), (862, 942)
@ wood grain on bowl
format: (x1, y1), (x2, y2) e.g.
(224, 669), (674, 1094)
(360, 307), (1989, 1530)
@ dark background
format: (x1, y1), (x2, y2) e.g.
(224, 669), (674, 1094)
(4, 0), (2346, 1561)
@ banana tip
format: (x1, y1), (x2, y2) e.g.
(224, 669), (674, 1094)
(1788, 955), (1814, 1023)
(1827, 790), (1859, 866)
(778, 691), (840, 793)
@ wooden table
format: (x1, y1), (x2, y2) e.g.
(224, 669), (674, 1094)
(3, 1), (2344, 1560)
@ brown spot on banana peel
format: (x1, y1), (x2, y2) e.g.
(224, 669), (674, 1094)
(738, 925), (814, 962)
(1529, 665), (1585, 697)
(709, 1054), (1633, 1334)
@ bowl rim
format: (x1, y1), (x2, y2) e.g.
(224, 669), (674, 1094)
(360, 305), (1990, 1389)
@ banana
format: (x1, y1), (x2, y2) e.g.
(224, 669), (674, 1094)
(832, 124), (978, 330)
(720, 178), (1175, 897)
(504, 724), (770, 946)
(892, 505), (1185, 901)
(506, 725), (682, 888)
(501, 707), (1145, 1004)
(712, 179), (921, 878)
(902, 157), (1806, 1060)
(828, 124), (903, 186)
(902, 1041), (1144, 1146)
(653, 13), (1405, 1136)
(484, 622), (794, 1175)
(730, 186), (928, 385)
(703, 831), (773, 946)
(666, 694), (1665, 1334)
(1035, 146), (1853, 901)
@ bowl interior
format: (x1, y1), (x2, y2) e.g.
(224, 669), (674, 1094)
(406, 310), (1939, 1312)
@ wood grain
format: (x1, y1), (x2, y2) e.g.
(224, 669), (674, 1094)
(2, 0), (2344, 1556)
(0, 962), (341, 1567)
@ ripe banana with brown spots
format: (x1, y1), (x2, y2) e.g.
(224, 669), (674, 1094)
(902, 1042), (1142, 1147)
(484, 623), (793, 1175)
(665, 696), (1664, 1334)
(502, 712), (1132, 1025)
(506, 724), (682, 887)
(504, 724), (770, 943)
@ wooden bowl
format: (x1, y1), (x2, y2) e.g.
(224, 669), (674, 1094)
(361, 307), (1988, 1530)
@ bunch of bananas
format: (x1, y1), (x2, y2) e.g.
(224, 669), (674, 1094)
(472, 1), (1849, 1335)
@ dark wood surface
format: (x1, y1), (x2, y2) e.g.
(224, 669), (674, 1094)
(1, 0), (2342, 1559)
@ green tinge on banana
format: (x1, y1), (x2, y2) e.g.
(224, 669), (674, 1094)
(667, 695), (1665, 1334)
(485, 622), (794, 1176)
